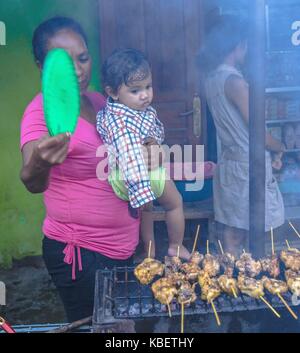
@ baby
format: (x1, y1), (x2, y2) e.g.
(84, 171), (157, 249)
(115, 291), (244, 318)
(96, 48), (190, 260)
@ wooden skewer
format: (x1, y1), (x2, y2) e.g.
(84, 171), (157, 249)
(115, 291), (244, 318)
(167, 303), (172, 318)
(289, 221), (300, 239)
(277, 293), (298, 320)
(148, 240), (152, 259)
(218, 239), (224, 255)
(177, 246), (180, 258)
(243, 249), (246, 254)
(286, 239), (291, 249)
(218, 239), (236, 298)
(231, 286), (238, 298)
(192, 225), (200, 253)
(259, 296), (281, 318)
(206, 240), (209, 255)
(271, 227), (275, 256)
(211, 300), (221, 326)
(181, 302), (184, 333)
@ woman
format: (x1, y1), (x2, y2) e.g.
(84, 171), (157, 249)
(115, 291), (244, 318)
(199, 15), (285, 257)
(20, 16), (158, 322)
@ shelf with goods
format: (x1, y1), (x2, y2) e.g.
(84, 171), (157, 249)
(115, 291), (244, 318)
(265, 89), (300, 217)
(266, 86), (300, 94)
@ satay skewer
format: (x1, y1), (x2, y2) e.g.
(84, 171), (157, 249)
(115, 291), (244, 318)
(277, 293), (298, 320)
(238, 276), (280, 318)
(263, 276), (296, 319)
(211, 300), (221, 326)
(207, 240), (209, 255)
(177, 246), (180, 258)
(167, 303), (172, 318)
(192, 225), (200, 253)
(181, 302), (184, 334)
(218, 239), (224, 255)
(231, 286), (238, 298)
(148, 240), (152, 259)
(218, 239), (237, 298)
(259, 296), (281, 318)
(286, 239), (291, 249)
(288, 221), (300, 239)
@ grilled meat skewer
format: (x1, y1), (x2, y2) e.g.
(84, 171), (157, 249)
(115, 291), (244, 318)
(164, 256), (182, 275)
(151, 278), (177, 305)
(180, 262), (201, 283)
(201, 277), (221, 303)
(218, 253), (235, 277)
(202, 254), (220, 277)
(236, 252), (262, 278)
(237, 275), (264, 298)
(262, 276), (288, 295)
(260, 255), (280, 278)
(190, 251), (204, 266)
(285, 270), (300, 296)
(280, 248), (300, 271)
(218, 275), (239, 297)
(177, 282), (197, 305)
(134, 258), (164, 285)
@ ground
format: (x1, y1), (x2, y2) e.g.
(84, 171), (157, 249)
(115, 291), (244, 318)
(0, 256), (66, 326)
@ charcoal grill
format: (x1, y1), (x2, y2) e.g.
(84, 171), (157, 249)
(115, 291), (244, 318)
(92, 266), (300, 332)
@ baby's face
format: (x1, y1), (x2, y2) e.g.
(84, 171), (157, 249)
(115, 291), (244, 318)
(116, 73), (153, 111)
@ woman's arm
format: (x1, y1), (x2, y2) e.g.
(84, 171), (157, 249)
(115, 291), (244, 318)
(20, 133), (71, 193)
(225, 75), (285, 153)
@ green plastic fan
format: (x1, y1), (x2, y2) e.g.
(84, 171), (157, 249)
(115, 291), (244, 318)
(42, 48), (80, 136)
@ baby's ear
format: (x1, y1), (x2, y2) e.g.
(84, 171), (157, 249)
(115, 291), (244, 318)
(105, 86), (118, 100)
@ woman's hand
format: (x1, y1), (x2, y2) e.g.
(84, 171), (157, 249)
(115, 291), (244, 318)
(20, 132), (71, 193)
(142, 138), (165, 171)
(33, 132), (71, 167)
(271, 152), (283, 171)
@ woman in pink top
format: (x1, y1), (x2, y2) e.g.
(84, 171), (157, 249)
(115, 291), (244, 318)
(20, 17), (157, 323)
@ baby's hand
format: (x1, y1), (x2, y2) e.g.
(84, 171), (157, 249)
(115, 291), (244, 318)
(142, 140), (165, 171)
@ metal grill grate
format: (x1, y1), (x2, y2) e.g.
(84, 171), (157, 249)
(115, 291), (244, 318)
(93, 266), (300, 325)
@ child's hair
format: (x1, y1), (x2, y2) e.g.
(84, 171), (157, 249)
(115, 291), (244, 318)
(32, 16), (88, 66)
(198, 14), (248, 73)
(102, 48), (151, 94)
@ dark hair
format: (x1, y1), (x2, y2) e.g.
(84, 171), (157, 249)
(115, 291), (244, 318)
(32, 16), (88, 66)
(102, 48), (151, 94)
(198, 15), (248, 73)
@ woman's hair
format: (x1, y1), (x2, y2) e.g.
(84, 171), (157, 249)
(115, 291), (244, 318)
(198, 14), (248, 73)
(102, 48), (151, 94)
(32, 16), (88, 66)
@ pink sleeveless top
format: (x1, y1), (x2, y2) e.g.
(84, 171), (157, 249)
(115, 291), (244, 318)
(20, 92), (140, 279)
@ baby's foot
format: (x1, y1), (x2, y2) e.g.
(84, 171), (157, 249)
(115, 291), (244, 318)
(168, 245), (191, 261)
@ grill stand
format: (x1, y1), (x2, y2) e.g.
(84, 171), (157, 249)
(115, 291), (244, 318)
(92, 270), (136, 333)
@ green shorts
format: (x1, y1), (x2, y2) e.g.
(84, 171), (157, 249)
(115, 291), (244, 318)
(109, 167), (166, 202)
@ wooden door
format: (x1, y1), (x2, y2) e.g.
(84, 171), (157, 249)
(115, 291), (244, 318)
(98, 0), (206, 154)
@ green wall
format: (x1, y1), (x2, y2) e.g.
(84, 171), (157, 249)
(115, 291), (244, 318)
(0, 0), (102, 268)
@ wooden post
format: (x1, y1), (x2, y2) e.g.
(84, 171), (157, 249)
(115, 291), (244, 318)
(248, 0), (266, 258)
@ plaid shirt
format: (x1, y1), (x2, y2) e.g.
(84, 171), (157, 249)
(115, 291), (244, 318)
(96, 97), (165, 208)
